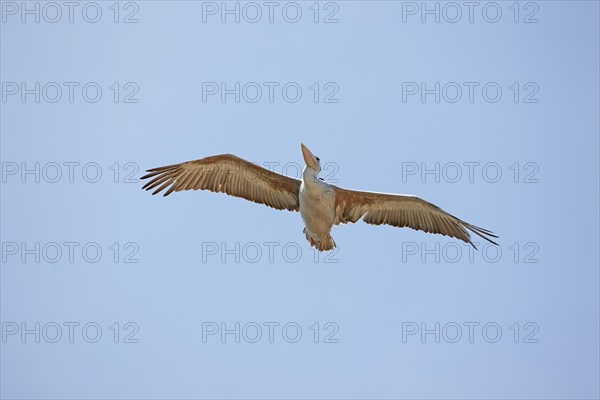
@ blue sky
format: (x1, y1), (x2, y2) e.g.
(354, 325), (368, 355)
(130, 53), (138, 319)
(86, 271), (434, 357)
(1, 1), (599, 399)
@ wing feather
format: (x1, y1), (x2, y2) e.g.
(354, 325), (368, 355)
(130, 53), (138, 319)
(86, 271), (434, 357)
(141, 154), (301, 212)
(333, 187), (498, 248)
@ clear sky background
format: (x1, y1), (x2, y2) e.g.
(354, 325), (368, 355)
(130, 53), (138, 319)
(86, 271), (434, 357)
(1, 1), (599, 399)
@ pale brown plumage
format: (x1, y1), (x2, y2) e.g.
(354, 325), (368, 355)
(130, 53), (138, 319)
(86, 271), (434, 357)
(141, 154), (301, 211)
(141, 149), (498, 250)
(332, 187), (497, 248)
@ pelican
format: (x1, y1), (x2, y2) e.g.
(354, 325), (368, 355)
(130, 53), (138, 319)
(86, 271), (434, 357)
(141, 144), (498, 251)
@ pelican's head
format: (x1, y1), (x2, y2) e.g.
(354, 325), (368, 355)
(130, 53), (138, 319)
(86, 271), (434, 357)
(301, 143), (321, 172)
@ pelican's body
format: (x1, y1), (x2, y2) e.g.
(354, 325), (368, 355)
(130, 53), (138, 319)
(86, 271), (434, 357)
(141, 144), (498, 251)
(299, 166), (337, 249)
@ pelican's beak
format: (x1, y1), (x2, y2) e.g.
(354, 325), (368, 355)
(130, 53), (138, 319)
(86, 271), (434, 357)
(301, 143), (318, 170)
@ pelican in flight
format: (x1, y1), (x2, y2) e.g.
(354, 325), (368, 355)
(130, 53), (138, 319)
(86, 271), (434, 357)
(141, 144), (498, 251)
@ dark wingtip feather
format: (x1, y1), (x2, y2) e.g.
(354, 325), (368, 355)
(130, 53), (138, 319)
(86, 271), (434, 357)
(471, 229), (499, 247)
(141, 165), (179, 180)
(140, 172), (155, 180)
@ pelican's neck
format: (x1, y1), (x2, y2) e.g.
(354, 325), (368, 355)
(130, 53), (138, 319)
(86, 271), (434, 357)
(302, 166), (320, 188)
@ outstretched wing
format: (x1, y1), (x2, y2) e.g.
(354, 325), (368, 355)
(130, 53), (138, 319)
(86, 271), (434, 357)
(333, 187), (498, 248)
(141, 154), (301, 211)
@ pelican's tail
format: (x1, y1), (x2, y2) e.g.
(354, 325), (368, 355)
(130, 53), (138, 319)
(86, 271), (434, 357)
(303, 228), (336, 252)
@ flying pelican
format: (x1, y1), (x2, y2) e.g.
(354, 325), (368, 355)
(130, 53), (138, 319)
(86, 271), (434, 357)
(141, 144), (498, 251)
